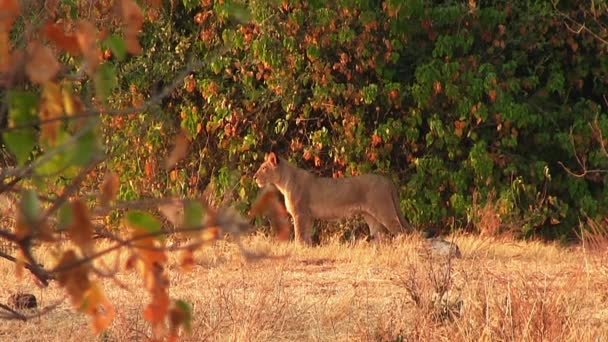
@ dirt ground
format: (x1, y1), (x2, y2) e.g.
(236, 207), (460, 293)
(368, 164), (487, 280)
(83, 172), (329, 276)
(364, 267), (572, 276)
(1, 234), (608, 341)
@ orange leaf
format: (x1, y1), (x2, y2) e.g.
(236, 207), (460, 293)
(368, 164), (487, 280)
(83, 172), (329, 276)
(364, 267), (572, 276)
(83, 282), (116, 334)
(76, 21), (99, 74)
(165, 131), (189, 170)
(43, 22), (80, 55)
(0, 30), (10, 72)
(25, 42), (60, 84)
(99, 172), (119, 206)
(55, 250), (91, 307)
(0, 0), (20, 31)
(39, 82), (64, 145)
(120, 0), (144, 55)
(68, 199), (94, 256)
(179, 249), (195, 271)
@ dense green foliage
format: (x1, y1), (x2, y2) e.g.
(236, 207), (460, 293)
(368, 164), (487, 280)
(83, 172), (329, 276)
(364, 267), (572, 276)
(4, 1), (608, 240)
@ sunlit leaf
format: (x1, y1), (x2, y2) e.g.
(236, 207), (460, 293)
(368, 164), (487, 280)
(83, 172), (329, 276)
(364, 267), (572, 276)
(165, 131), (189, 170)
(55, 249), (91, 307)
(99, 172), (119, 206)
(82, 282), (115, 334)
(169, 299), (192, 338)
(76, 20), (98, 73)
(39, 82), (64, 146)
(7, 90), (38, 124)
(0, 0), (19, 68)
(25, 42), (60, 84)
(105, 34), (127, 61)
(68, 199), (94, 256)
(125, 210), (162, 235)
(43, 21), (80, 55)
(120, 0), (144, 55)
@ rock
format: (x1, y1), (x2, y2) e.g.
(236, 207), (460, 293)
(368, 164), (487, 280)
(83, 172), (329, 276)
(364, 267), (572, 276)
(8, 293), (37, 310)
(426, 237), (462, 258)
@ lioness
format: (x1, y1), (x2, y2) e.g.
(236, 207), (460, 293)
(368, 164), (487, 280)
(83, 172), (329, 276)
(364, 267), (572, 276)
(253, 152), (412, 244)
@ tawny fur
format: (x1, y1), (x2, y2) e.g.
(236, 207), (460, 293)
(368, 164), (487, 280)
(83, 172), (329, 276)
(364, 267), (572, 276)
(253, 152), (412, 244)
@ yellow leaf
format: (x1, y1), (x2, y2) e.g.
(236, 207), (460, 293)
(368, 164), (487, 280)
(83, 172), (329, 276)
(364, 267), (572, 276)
(39, 82), (63, 145)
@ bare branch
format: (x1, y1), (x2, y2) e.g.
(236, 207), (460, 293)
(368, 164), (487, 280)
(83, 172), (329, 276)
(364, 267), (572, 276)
(0, 250), (55, 285)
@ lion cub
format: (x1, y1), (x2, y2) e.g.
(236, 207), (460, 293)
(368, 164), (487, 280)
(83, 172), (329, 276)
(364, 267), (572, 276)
(253, 152), (412, 244)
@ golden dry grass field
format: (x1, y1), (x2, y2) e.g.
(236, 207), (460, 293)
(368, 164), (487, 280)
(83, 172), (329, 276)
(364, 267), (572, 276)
(2, 234), (608, 341)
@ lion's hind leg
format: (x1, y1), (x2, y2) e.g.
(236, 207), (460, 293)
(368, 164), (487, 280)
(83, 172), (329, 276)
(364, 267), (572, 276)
(363, 213), (389, 241)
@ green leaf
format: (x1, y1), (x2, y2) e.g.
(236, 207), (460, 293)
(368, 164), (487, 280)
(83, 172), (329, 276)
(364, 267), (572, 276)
(223, 1), (253, 23)
(20, 189), (41, 222)
(2, 129), (36, 166)
(184, 201), (204, 228)
(105, 35), (127, 61)
(70, 128), (100, 166)
(8, 91), (38, 124)
(174, 300), (192, 332)
(57, 203), (73, 231)
(95, 63), (117, 102)
(126, 210), (162, 235)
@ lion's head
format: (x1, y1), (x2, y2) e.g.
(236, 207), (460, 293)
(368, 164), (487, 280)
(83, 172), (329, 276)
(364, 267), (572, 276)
(254, 152), (281, 188)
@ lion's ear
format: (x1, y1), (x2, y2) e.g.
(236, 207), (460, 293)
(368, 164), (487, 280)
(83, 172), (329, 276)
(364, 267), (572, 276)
(268, 152), (278, 166)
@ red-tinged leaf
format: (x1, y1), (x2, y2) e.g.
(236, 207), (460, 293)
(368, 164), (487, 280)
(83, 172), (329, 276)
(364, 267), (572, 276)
(99, 172), (119, 206)
(68, 199), (94, 256)
(76, 21), (99, 74)
(25, 42), (60, 84)
(0, 0), (20, 31)
(120, 0), (144, 55)
(165, 131), (189, 170)
(55, 250), (91, 307)
(0, 30), (10, 72)
(43, 22), (80, 55)
(82, 282), (115, 334)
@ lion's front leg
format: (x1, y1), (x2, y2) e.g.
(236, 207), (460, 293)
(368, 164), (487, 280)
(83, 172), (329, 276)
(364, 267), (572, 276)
(293, 214), (313, 245)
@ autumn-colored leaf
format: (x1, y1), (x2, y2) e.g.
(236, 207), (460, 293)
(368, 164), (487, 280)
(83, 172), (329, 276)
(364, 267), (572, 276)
(165, 131), (189, 170)
(169, 300), (192, 340)
(76, 21), (99, 74)
(25, 42), (60, 84)
(55, 249), (91, 307)
(0, 0), (20, 31)
(0, 30), (11, 72)
(82, 282), (115, 334)
(39, 82), (63, 145)
(99, 172), (119, 206)
(179, 249), (195, 271)
(201, 226), (220, 242)
(120, 0), (144, 55)
(43, 22), (80, 55)
(68, 199), (94, 256)
(250, 186), (290, 241)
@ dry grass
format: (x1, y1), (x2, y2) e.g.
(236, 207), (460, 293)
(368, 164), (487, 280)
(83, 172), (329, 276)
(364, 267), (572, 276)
(2, 233), (608, 341)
